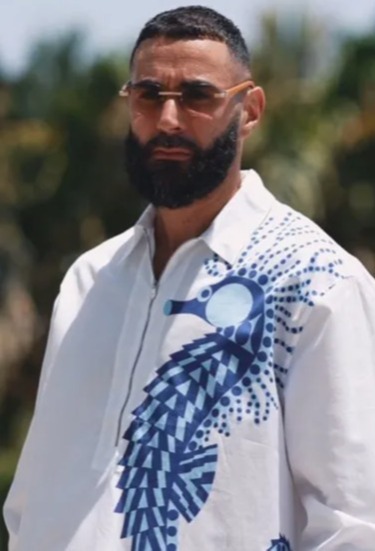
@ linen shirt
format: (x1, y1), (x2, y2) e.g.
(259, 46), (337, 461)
(4, 170), (375, 551)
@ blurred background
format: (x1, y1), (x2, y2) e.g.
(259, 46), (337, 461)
(0, 0), (375, 546)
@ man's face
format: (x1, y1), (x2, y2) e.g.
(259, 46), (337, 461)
(124, 38), (252, 208)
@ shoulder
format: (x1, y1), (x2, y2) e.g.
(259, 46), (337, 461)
(253, 199), (370, 292)
(60, 226), (138, 296)
(233, 196), (375, 341)
(42, 226), (140, 349)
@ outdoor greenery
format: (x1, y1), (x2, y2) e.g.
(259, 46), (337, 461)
(0, 14), (374, 547)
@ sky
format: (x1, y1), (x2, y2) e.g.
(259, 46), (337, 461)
(1, 0), (375, 74)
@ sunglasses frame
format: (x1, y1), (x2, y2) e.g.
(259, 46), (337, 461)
(118, 79), (254, 104)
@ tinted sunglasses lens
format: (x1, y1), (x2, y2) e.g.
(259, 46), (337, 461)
(133, 84), (161, 102)
(182, 85), (220, 110)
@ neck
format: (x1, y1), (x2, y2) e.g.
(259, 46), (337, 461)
(152, 166), (242, 279)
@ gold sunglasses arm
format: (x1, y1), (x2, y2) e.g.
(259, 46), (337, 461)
(213, 80), (254, 99)
(119, 84), (130, 97)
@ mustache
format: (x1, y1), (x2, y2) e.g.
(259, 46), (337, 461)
(144, 133), (200, 155)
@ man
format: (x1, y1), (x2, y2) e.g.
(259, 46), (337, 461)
(4, 6), (375, 551)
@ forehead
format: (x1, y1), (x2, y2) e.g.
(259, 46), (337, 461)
(131, 38), (240, 85)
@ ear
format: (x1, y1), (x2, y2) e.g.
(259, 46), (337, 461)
(239, 86), (266, 139)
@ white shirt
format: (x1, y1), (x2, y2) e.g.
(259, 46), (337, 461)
(4, 170), (375, 551)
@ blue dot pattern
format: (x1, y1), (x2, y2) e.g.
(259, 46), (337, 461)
(115, 209), (347, 550)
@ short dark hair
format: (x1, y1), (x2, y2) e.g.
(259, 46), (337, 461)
(130, 6), (251, 71)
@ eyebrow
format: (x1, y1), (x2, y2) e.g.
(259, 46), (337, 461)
(133, 78), (219, 88)
(131, 78), (161, 87)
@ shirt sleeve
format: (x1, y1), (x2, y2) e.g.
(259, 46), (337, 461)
(284, 275), (375, 549)
(2, 293), (63, 550)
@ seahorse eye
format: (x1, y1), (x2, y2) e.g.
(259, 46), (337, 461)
(197, 287), (212, 302)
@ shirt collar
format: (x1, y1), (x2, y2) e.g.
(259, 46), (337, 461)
(199, 170), (275, 265)
(136, 203), (155, 231)
(130, 169), (275, 266)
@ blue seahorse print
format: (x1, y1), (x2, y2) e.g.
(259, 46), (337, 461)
(115, 209), (346, 550)
(266, 535), (292, 550)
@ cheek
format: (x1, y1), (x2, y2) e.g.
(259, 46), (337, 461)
(191, 114), (232, 148)
(189, 122), (214, 147)
(130, 112), (155, 142)
(188, 111), (230, 148)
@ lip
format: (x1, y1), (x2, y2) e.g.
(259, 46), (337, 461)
(152, 147), (192, 161)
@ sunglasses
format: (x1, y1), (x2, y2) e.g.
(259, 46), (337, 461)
(119, 79), (254, 114)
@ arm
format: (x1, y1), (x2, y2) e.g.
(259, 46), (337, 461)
(285, 275), (375, 549)
(3, 294), (62, 550)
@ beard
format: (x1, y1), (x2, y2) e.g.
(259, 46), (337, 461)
(124, 116), (240, 209)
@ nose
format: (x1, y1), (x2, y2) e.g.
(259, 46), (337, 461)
(156, 98), (185, 134)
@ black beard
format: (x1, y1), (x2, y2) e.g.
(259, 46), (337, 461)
(124, 117), (240, 209)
